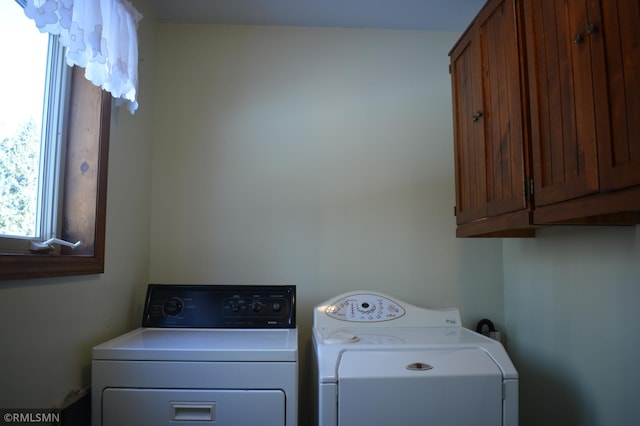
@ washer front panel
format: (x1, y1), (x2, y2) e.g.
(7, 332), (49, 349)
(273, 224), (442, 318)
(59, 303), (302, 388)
(337, 349), (502, 426)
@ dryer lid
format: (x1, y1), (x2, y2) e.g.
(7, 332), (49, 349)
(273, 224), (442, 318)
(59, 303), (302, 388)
(93, 327), (298, 362)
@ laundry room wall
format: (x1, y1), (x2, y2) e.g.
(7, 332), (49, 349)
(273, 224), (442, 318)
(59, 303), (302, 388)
(503, 226), (640, 426)
(148, 24), (504, 423)
(0, 0), (156, 409)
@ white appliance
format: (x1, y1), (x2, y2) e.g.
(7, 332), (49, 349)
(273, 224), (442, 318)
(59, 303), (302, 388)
(312, 291), (518, 426)
(92, 284), (297, 426)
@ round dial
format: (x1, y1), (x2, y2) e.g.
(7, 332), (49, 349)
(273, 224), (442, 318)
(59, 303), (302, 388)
(163, 297), (183, 316)
(356, 301), (376, 314)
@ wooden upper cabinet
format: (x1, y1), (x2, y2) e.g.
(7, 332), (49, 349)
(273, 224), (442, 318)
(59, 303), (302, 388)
(523, 0), (640, 218)
(450, 0), (640, 236)
(450, 0), (531, 236)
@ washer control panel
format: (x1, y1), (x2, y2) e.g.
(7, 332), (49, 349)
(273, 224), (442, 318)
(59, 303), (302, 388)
(325, 293), (405, 322)
(142, 284), (296, 328)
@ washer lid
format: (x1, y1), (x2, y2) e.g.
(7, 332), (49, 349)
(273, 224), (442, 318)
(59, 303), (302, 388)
(92, 327), (298, 362)
(337, 347), (502, 379)
(313, 327), (518, 382)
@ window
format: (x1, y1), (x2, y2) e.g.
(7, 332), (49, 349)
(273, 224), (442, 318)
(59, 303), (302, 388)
(0, 1), (111, 280)
(0, 0), (68, 248)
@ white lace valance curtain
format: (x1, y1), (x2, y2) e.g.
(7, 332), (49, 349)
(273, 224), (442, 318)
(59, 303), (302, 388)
(24, 0), (143, 114)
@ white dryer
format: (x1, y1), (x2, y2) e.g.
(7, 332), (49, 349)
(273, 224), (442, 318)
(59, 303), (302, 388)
(312, 291), (518, 426)
(92, 284), (297, 426)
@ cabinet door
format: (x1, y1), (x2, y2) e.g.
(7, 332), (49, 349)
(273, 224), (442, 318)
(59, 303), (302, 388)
(450, 0), (527, 226)
(478, 0), (528, 217)
(523, 0), (600, 206)
(593, 0), (640, 191)
(451, 30), (487, 224)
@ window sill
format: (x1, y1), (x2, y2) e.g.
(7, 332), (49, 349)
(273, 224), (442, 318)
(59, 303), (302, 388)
(0, 253), (104, 280)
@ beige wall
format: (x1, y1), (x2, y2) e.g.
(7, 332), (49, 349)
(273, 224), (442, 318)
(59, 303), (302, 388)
(0, 0), (156, 408)
(149, 24), (503, 422)
(504, 226), (640, 426)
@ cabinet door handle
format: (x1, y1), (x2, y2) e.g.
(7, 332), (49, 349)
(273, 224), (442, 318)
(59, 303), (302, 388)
(573, 32), (584, 44)
(472, 111), (483, 122)
(586, 23), (597, 35)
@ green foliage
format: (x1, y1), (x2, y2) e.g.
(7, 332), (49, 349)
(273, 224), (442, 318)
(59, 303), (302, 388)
(0, 119), (40, 237)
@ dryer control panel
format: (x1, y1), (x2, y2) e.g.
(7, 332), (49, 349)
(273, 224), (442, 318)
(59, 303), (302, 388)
(142, 284), (296, 328)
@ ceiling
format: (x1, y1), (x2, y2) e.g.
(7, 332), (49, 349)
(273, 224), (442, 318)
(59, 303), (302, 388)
(149, 0), (485, 32)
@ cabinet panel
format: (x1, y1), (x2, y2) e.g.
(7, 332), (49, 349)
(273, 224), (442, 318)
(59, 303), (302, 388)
(450, 0), (529, 231)
(451, 32), (487, 224)
(593, 0), (640, 190)
(479, 0), (527, 217)
(524, 0), (599, 207)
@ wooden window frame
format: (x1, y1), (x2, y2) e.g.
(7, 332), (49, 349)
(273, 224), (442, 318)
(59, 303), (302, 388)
(0, 67), (111, 280)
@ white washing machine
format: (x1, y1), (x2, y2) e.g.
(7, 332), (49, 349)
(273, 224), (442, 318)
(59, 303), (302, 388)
(312, 291), (518, 426)
(92, 284), (297, 426)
